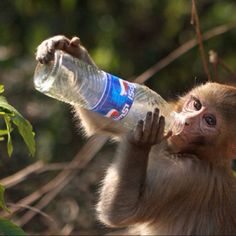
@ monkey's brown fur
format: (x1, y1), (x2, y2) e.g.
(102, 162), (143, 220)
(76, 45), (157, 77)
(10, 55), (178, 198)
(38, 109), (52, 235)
(97, 83), (236, 235)
(36, 36), (236, 235)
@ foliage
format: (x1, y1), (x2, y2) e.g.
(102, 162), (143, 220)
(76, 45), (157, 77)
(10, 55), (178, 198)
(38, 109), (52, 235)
(0, 217), (26, 236)
(0, 84), (35, 234)
(0, 187), (25, 235)
(0, 85), (35, 157)
(0, 186), (8, 213)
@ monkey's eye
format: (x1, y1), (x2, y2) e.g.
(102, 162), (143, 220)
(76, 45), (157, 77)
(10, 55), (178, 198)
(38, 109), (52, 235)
(204, 114), (216, 126)
(185, 97), (202, 111)
(193, 99), (202, 110)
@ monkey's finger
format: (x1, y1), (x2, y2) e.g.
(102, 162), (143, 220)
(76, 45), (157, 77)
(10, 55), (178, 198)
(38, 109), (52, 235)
(64, 43), (81, 58)
(164, 130), (173, 140)
(42, 41), (55, 62)
(47, 40), (57, 53)
(133, 120), (144, 142)
(143, 111), (152, 142)
(36, 42), (53, 64)
(156, 116), (165, 142)
(47, 36), (70, 52)
(70, 37), (81, 47)
(43, 53), (54, 64)
(36, 36), (71, 64)
(150, 108), (160, 143)
(48, 39), (66, 53)
(57, 40), (70, 51)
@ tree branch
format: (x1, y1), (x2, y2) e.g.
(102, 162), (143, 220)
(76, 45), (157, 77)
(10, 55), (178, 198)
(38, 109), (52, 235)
(191, 0), (212, 81)
(135, 22), (236, 84)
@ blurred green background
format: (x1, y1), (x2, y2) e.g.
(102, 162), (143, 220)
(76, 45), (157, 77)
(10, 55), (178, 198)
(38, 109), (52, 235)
(0, 0), (236, 234)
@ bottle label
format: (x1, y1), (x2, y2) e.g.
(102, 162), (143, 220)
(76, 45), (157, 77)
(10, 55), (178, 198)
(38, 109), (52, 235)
(91, 73), (135, 120)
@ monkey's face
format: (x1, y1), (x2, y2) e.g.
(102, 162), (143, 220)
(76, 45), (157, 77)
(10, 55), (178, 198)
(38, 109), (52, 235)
(169, 88), (222, 154)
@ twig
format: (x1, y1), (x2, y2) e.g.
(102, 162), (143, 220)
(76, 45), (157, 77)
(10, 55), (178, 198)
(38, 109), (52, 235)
(1, 161), (86, 190)
(191, 0), (212, 81)
(17, 176), (71, 227)
(135, 22), (236, 84)
(1, 161), (44, 188)
(10, 134), (108, 226)
(60, 224), (74, 235)
(37, 162), (81, 173)
(209, 50), (219, 81)
(209, 50), (236, 79)
(219, 58), (236, 77)
(8, 203), (57, 227)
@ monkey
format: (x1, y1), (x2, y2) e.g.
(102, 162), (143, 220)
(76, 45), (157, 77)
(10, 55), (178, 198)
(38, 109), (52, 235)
(96, 82), (236, 235)
(36, 35), (236, 235)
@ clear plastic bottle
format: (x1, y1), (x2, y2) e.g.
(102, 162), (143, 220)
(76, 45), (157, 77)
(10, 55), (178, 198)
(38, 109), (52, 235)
(34, 50), (184, 134)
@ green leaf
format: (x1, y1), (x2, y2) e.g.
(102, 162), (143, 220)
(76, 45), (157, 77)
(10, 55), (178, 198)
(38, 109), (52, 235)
(12, 115), (35, 157)
(0, 96), (35, 156)
(0, 217), (26, 236)
(0, 96), (19, 116)
(4, 115), (13, 157)
(0, 129), (10, 136)
(0, 186), (9, 212)
(0, 85), (4, 94)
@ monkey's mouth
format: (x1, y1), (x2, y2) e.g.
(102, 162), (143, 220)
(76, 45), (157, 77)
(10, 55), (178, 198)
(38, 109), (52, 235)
(189, 136), (206, 146)
(170, 152), (196, 159)
(169, 134), (207, 155)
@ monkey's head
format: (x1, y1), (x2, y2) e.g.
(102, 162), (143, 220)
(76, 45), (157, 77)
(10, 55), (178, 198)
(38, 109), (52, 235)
(169, 82), (236, 162)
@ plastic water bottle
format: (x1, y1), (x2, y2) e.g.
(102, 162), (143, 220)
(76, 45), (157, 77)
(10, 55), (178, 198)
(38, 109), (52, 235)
(34, 50), (184, 134)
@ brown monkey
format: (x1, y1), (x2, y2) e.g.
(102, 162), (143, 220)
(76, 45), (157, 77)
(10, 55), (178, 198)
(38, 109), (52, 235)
(97, 82), (236, 235)
(36, 36), (236, 235)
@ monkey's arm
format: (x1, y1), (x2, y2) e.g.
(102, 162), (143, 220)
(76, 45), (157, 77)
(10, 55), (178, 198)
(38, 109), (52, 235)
(36, 35), (127, 137)
(97, 109), (171, 227)
(97, 137), (150, 227)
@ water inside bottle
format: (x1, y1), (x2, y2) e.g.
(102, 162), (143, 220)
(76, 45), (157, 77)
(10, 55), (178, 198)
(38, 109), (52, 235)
(34, 51), (71, 103)
(34, 51), (93, 107)
(34, 60), (56, 94)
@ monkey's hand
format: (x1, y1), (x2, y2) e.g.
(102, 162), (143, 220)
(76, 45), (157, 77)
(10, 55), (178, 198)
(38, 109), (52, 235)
(127, 108), (172, 149)
(36, 35), (95, 66)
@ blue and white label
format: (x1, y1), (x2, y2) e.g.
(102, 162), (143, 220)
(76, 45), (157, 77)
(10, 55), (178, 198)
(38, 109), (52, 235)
(91, 73), (135, 120)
